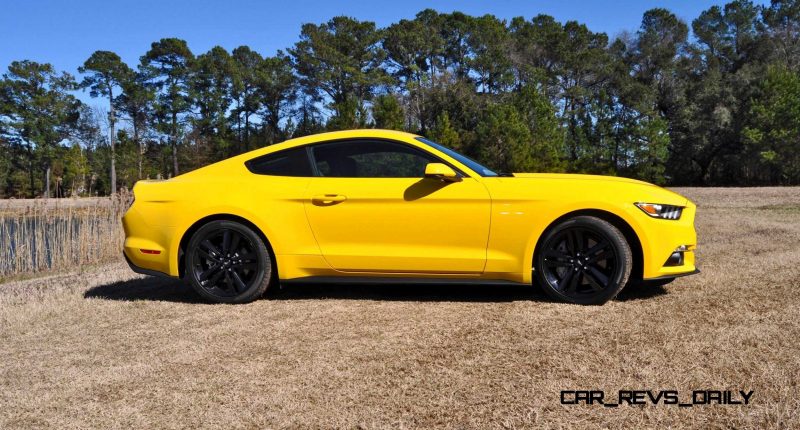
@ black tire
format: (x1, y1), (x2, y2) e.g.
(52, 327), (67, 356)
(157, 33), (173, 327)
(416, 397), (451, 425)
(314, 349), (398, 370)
(185, 220), (273, 304)
(534, 216), (632, 305)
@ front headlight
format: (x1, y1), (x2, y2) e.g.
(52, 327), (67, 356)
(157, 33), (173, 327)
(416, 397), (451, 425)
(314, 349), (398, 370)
(634, 202), (683, 220)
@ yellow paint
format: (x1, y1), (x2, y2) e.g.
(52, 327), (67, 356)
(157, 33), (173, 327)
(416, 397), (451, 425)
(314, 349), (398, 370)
(423, 162), (459, 180)
(122, 129), (697, 283)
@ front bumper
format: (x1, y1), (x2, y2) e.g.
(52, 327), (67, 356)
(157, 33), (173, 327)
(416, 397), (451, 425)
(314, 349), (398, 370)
(638, 202), (698, 280)
(645, 268), (700, 281)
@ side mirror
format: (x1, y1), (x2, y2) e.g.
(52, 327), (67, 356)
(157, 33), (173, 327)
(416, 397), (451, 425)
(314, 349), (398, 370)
(424, 163), (461, 182)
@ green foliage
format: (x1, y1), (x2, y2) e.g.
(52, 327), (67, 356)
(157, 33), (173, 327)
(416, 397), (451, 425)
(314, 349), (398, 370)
(114, 70), (153, 180)
(141, 38), (194, 176)
(231, 45), (263, 151)
(290, 16), (387, 113)
(468, 14), (514, 93)
(191, 46), (235, 159)
(476, 104), (532, 172)
(79, 50), (133, 194)
(3, 1), (800, 196)
(79, 51), (132, 99)
(256, 52), (296, 144)
(61, 141), (90, 195)
(512, 85), (565, 172)
(743, 66), (800, 183)
(326, 96), (369, 131)
(372, 94), (405, 130)
(0, 61), (81, 197)
(631, 117), (671, 184)
(428, 112), (460, 151)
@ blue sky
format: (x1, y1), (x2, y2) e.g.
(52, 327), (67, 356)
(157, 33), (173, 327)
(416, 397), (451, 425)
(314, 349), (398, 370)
(0, 0), (768, 106)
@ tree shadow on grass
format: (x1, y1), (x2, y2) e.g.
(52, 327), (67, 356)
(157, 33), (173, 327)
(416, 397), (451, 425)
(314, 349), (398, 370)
(84, 276), (667, 304)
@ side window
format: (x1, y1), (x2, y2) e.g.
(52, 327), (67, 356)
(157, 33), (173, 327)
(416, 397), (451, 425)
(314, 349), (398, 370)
(245, 147), (313, 177)
(311, 140), (440, 178)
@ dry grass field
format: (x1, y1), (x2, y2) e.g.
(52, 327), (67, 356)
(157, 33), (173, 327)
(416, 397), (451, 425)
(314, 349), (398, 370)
(1, 187), (799, 429)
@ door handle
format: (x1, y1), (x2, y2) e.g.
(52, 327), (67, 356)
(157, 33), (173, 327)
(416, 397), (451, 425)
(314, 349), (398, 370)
(312, 194), (347, 203)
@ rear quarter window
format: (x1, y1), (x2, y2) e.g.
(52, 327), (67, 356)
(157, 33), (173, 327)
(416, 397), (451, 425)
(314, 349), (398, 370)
(245, 147), (313, 177)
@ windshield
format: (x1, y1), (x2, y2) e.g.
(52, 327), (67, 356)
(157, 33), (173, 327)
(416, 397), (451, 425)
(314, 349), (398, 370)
(415, 137), (498, 177)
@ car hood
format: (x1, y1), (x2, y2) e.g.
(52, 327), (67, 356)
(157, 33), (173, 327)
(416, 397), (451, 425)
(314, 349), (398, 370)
(508, 173), (691, 206)
(512, 172), (650, 184)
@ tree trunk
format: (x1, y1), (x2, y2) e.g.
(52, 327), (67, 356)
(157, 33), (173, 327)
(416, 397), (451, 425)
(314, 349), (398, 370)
(44, 164), (51, 199)
(109, 88), (117, 195)
(27, 144), (35, 198)
(244, 112), (250, 151)
(172, 111), (179, 176)
(236, 99), (244, 153)
(134, 118), (142, 180)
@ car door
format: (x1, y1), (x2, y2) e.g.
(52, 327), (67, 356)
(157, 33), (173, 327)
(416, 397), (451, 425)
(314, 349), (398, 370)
(303, 139), (491, 274)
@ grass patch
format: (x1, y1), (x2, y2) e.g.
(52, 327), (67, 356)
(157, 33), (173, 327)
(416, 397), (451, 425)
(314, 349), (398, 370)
(1, 188), (799, 428)
(757, 203), (800, 213)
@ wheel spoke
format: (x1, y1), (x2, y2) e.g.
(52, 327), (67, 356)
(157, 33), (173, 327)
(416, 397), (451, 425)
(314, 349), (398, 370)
(222, 230), (232, 253)
(574, 229), (585, 253)
(565, 231), (576, 254)
(545, 249), (571, 260)
(231, 271), (248, 292)
(238, 252), (256, 262)
(545, 259), (572, 267)
(564, 272), (581, 294)
(206, 269), (225, 287)
(585, 239), (608, 256)
(233, 262), (258, 270)
(199, 263), (221, 281)
(583, 270), (605, 291)
(587, 266), (609, 287)
(558, 268), (574, 291)
(230, 233), (241, 254)
(197, 247), (219, 262)
(544, 248), (572, 266)
(201, 240), (221, 257)
(587, 249), (613, 263)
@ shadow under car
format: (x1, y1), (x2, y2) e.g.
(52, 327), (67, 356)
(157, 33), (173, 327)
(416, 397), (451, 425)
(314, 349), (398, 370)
(84, 275), (667, 304)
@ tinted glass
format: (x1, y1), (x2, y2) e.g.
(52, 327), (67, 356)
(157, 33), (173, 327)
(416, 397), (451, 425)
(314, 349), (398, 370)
(415, 137), (498, 177)
(245, 147), (313, 176)
(312, 140), (439, 178)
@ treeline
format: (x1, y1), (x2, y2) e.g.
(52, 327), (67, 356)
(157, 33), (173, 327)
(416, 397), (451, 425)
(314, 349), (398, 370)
(1, 0), (800, 197)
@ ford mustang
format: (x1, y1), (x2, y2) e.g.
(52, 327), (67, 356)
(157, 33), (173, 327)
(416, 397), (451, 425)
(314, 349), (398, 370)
(122, 129), (698, 305)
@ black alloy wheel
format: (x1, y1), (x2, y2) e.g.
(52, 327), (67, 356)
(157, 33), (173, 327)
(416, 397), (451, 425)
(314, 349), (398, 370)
(535, 216), (632, 305)
(186, 220), (272, 303)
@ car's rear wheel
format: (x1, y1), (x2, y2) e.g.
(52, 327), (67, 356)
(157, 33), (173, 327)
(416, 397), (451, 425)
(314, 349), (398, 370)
(186, 220), (272, 304)
(535, 216), (632, 305)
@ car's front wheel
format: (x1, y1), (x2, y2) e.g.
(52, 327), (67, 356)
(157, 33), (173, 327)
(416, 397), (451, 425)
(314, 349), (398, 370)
(535, 216), (632, 305)
(186, 220), (273, 303)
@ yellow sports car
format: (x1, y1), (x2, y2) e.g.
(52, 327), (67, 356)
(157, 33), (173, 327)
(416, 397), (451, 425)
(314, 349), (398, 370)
(122, 129), (697, 305)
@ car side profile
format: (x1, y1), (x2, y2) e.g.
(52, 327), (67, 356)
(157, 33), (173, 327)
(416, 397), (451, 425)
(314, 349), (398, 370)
(122, 129), (698, 305)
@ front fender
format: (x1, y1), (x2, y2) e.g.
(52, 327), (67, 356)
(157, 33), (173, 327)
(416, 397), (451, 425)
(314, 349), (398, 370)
(519, 201), (651, 284)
